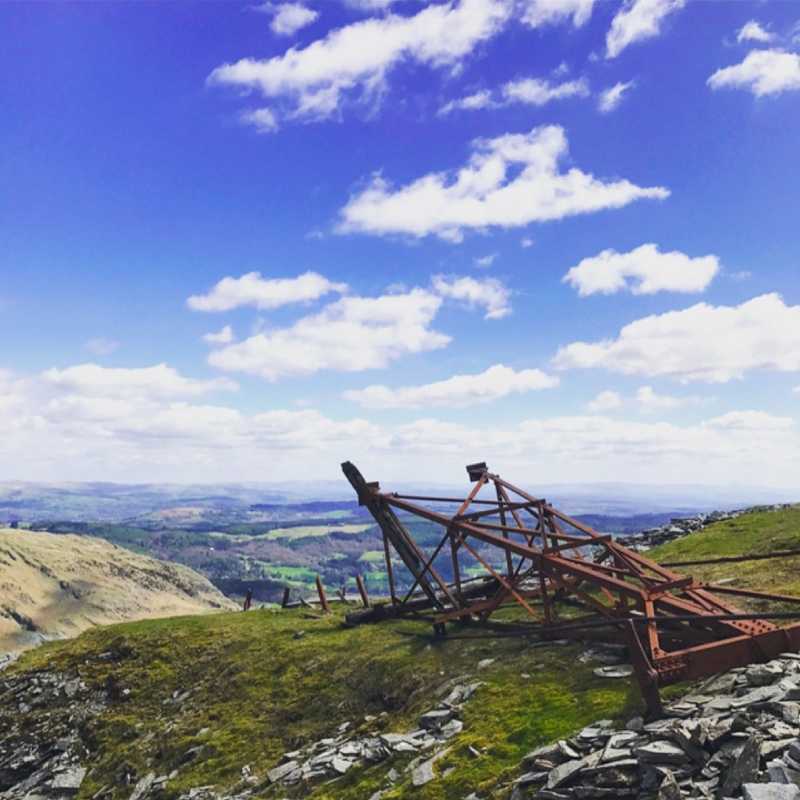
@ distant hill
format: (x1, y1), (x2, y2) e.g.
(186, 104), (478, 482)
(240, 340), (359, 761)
(0, 528), (236, 652)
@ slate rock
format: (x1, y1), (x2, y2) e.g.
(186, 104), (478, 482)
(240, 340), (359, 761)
(742, 784), (800, 800)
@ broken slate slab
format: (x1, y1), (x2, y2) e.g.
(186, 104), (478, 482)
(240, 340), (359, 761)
(742, 784), (800, 800)
(635, 740), (690, 766)
(593, 665), (634, 679)
(267, 760), (299, 784)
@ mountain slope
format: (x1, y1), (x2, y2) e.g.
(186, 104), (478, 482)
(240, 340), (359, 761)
(0, 528), (236, 652)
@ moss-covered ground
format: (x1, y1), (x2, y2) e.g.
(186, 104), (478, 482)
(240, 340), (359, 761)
(10, 605), (640, 800)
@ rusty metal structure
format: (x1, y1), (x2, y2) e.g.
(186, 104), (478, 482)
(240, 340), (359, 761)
(342, 461), (800, 714)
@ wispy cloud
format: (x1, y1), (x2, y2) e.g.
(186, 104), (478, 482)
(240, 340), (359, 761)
(344, 363), (558, 408)
(597, 80), (635, 113)
(606, 0), (685, 59)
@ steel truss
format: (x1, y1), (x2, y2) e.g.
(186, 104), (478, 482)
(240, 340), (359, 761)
(341, 461), (800, 714)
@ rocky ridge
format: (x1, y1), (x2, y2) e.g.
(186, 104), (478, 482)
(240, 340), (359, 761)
(616, 505), (796, 551)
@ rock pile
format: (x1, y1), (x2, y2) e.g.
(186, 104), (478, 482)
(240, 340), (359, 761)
(616, 505), (795, 551)
(510, 653), (800, 799)
(266, 679), (482, 793)
(0, 669), (106, 799)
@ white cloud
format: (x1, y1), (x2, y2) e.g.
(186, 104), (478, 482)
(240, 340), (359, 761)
(587, 390), (622, 412)
(520, 237), (534, 248)
(240, 107), (279, 134)
(208, 288), (449, 379)
(606, 0), (685, 59)
(269, 3), (319, 36)
(84, 338), (120, 357)
(737, 20), (775, 44)
(502, 76), (589, 105)
(343, 363), (558, 408)
(42, 363), (238, 399)
(209, 0), (512, 124)
(439, 76), (588, 115)
(520, 0), (595, 28)
(563, 244), (719, 296)
(474, 253), (498, 268)
(438, 89), (494, 115)
(1, 366), (797, 486)
(635, 385), (694, 413)
(339, 125), (668, 241)
(432, 274), (511, 319)
(704, 410), (794, 432)
(597, 80), (635, 113)
(708, 50), (800, 97)
(203, 325), (235, 346)
(553, 293), (800, 384)
(188, 271), (347, 312)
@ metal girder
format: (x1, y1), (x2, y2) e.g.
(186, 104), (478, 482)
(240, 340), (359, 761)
(341, 461), (800, 714)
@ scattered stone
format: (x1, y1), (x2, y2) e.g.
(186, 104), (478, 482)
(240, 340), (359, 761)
(593, 665), (634, 679)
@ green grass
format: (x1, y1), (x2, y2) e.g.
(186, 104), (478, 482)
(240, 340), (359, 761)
(9, 607), (640, 800)
(264, 523), (372, 541)
(359, 550), (385, 563)
(647, 504), (800, 602)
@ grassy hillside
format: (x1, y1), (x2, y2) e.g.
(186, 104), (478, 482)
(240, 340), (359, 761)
(8, 607), (640, 800)
(647, 504), (800, 601)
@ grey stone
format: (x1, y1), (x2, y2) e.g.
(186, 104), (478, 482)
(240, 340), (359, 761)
(721, 735), (760, 795)
(635, 741), (690, 766)
(419, 709), (453, 730)
(593, 665), (634, 679)
(656, 769), (681, 800)
(51, 766), (87, 793)
(742, 784), (800, 800)
(129, 773), (156, 800)
(267, 760), (298, 784)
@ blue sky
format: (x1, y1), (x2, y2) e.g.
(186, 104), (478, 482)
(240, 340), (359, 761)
(2, 0), (799, 487)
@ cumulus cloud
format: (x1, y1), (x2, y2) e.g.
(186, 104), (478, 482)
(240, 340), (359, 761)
(207, 288), (449, 379)
(563, 244), (719, 296)
(203, 325), (235, 346)
(42, 363), (238, 399)
(343, 363), (558, 408)
(597, 80), (635, 113)
(708, 50), (800, 97)
(432, 274), (511, 319)
(209, 0), (512, 124)
(737, 20), (775, 44)
(268, 3), (319, 36)
(188, 271), (347, 312)
(587, 390), (622, 412)
(339, 125), (668, 241)
(553, 293), (800, 383)
(84, 338), (120, 357)
(606, 0), (685, 59)
(439, 77), (588, 115)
